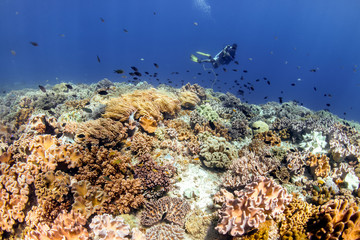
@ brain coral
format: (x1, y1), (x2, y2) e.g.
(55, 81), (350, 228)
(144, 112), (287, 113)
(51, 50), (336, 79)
(103, 88), (180, 122)
(199, 134), (238, 169)
(216, 176), (292, 237)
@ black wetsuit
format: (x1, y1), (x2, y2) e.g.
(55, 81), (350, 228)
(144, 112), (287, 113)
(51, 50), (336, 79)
(198, 44), (237, 68)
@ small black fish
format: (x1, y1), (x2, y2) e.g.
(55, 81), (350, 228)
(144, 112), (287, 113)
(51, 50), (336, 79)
(256, 79), (260, 82)
(313, 87), (317, 91)
(324, 94), (327, 97)
(208, 121), (216, 130)
(134, 71), (142, 77)
(97, 55), (101, 63)
(267, 81), (271, 85)
(223, 68), (227, 72)
(344, 112), (347, 115)
(281, 91), (284, 94)
(197, 73), (202, 75)
(326, 103), (331, 107)
(30, 41), (38, 46)
(131, 66), (138, 71)
(243, 70), (248, 73)
(291, 83), (295, 86)
(234, 61), (239, 65)
(48, 110), (55, 115)
(328, 94), (332, 98)
(100, 17), (105, 22)
(263, 77), (267, 80)
(154, 73), (158, 77)
(144, 71), (149, 75)
(98, 90), (108, 95)
(82, 107), (93, 113)
(154, 63), (159, 68)
(168, 81), (173, 83)
(309, 69), (317, 72)
(264, 96), (268, 99)
(123, 28), (128, 32)
(114, 69), (124, 74)
(65, 84), (73, 89)
(250, 86), (254, 91)
(240, 76), (244, 80)
(129, 72), (135, 76)
(279, 97), (283, 104)
(133, 77), (138, 80)
(39, 85), (46, 92)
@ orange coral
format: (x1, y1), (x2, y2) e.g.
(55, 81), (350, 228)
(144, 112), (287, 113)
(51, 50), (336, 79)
(306, 152), (331, 179)
(178, 91), (200, 109)
(254, 130), (281, 146)
(26, 210), (89, 240)
(139, 116), (157, 133)
(308, 199), (360, 240)
(103, 88), (181, 122)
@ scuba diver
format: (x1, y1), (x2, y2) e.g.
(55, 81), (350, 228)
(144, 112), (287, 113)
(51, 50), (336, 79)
(191, 43), (237, 68)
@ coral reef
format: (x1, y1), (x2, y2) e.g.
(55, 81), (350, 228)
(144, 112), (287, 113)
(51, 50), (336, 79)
(308, 199), (360, 240)
(178, 91), (200, 109)
(103, 88), (181, 122)
(89, 214), (130, 240)
(75, 118), (128, 147)
(199, 134), (238, 169)
(306, 152), (331, 179)
(216, 176), (292, 236)
(140, 196), (190, 226)
(146, 224), (185, 240)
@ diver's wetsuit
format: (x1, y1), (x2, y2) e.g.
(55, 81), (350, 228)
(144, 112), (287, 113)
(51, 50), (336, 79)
(198, 44), (237, 68)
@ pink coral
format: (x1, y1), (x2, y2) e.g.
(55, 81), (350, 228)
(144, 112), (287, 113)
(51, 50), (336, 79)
(89, 214), (130, 240)
(216, 176), (292, 236)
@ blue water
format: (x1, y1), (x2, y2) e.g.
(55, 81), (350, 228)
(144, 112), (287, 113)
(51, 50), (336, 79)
(1, 0), (360, 121)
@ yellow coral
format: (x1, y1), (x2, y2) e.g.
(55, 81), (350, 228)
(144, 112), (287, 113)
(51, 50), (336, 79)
(306, 153), (331, 179)
(103, 88), (180, 122)
(178, 91), (200, 109)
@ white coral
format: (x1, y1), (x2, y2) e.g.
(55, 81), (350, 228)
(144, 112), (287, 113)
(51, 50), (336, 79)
(299, 131), (327, 154)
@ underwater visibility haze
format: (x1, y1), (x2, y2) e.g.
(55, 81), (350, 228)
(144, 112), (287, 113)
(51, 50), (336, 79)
(1, 0), (360, 239)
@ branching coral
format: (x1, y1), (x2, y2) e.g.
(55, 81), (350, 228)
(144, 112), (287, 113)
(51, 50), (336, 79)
(140, 196), (190, 227)
(216, 176), (292, 237)
(134, 154), (176, 199)
(75, 118), (128, 147)
(280, 197), (318, 238)
(25, 210), (89, 240)
(103, 88), (181, 122)
(75, 146), (144, 215)
(308, 199), (360, 240)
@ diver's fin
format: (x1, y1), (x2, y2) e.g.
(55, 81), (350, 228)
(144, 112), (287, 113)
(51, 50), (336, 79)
(190, 54), (199, 62)
(196, 51), (211, 57)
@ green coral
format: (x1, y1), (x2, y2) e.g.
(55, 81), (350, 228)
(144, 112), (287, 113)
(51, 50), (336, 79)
(196, 103), (219, 122)
(199, 135), (238, 169)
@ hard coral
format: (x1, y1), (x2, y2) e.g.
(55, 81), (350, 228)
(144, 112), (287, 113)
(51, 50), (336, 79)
(140, 196), (190, 227)
(254, 130), (281, 146)
(75, 118), (128, 147)
(26, 210), (89, 240)
(216, 176), (292, 237)
(103, 88), (180, 122)
(308, 199), (360, 240)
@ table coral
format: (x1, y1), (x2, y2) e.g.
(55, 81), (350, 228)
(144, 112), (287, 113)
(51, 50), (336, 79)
(140, 196), (190, 227)
(199, 134), (238, 169)
(25, 210), (89, 240)
(216, 176), (292, 237)
(308, 199), (360, 240)
(103, 88), (181, 122)
(75, 118), (128, 147)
